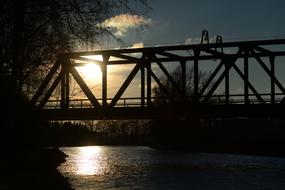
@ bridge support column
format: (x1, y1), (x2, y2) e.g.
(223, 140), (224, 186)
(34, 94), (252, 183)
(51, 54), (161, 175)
(194, 50), (199, 102)
(225, 57), (230, 104)
(61, 57), (70, 110)
(270, 56), (275, 104)
(244, 50), (249, 104)
(141, 67), (145, 107)
(102, 55), (109, 108)
(146, 57), (152, 107)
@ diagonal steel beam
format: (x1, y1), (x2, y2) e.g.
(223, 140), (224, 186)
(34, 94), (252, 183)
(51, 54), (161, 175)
(253, 46), (272, 54)
(70, 66), (101, 109)
(37, 71), (63, 109)
(31, 60), (61, 104)
(198, 58), (226, 97)
(149, 69), (176, 105)
(198, 47), (235, 98)
(109, 62), (142, 107)
(154, 55), (191, 104)
(232, 64), (265, 104)
(250, 50), (285, 94)
(202, 50), (242, 103)
(155, 60), (183, 94)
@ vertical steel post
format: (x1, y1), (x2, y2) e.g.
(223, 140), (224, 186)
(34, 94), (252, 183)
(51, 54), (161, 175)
(65, 67), (69, 109)
(225, 58), (230, 104)
(146, 56), (152, 107)
(60, 67), (65, 109)
(102, 55), (108, 108)
(194, 50), (199, 102)
(244, 50), (249, 104)
(61, 56), (69, 109)
(270, 56), (275, 104)
(141, 66), (145, 107)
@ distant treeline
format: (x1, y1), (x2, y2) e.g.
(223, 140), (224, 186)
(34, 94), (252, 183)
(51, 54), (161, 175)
(40, 120), (151, 147)
(150, 116), (285, 156)
(39, 116), (285, 156)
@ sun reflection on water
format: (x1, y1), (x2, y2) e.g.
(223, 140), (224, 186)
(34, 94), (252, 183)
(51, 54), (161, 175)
(76, 146), (106, 175)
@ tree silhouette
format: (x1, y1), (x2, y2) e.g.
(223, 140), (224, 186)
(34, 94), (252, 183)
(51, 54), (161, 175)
(150, 65), (214, 148)
(153, 65), (212, 105)
(0, 0), (150, 95)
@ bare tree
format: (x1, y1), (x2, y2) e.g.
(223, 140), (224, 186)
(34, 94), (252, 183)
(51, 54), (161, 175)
(0, 0), (150, 95)
(153, 65), (212, 105)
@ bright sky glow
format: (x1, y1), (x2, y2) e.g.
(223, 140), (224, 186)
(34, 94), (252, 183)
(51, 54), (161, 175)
(76, 63), (102, 82)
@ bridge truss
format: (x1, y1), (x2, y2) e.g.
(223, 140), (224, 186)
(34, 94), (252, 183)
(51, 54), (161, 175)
(31, 39), (285, 120)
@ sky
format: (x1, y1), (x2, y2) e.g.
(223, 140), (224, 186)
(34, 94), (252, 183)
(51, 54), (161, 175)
(72, 0), (285, 102)
(123, 0), (285, 46)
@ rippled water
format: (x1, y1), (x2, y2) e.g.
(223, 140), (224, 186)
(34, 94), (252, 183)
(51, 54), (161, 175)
(58, 146), (285, 190)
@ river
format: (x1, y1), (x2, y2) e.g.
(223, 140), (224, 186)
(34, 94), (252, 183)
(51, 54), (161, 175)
(58, 146), (285, 190)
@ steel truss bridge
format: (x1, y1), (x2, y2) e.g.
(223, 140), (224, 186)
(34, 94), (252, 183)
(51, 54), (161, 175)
(31, 38), (285, 120)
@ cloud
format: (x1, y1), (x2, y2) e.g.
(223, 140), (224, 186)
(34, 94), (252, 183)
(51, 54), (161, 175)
(184, 37), (201, 45)
(101, 14), (152, 37)
(129, 42), (144, 48)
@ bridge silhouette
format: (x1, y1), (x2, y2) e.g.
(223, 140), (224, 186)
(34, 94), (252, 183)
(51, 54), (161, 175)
(31, 38), (285, 120)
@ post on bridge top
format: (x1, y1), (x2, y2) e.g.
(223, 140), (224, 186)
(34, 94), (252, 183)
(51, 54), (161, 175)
(201, 30), (209, 44)
(215, 35), (223, 53)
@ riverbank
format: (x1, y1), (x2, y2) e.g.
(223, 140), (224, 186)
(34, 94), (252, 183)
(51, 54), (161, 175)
(149, 118), (285, 157)
(0, 147), (73, 189)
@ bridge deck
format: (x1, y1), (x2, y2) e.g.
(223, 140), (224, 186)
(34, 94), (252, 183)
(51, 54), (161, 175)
(38, 104), (285, 120)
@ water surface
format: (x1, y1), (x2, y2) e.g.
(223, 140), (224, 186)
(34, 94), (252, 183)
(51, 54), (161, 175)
(58, 146), (285, 190)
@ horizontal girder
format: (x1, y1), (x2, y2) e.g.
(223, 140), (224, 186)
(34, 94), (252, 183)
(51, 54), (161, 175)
(31, 38), (285, 120)
(38, 104), (285, 120)
(65, 39), (285, 57)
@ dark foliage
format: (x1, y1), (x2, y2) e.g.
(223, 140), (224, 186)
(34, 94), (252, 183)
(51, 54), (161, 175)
(0, 0), (150, 95)
(40, 120), (151, 146)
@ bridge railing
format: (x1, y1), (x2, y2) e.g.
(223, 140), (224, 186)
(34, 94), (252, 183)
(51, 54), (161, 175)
(38, 93), (285, 109)
(208, 93), (284, 104)
(40, 97), (146, 109)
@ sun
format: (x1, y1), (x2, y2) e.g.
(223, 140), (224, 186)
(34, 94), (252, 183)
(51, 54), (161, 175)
(76, 63), (102, 82)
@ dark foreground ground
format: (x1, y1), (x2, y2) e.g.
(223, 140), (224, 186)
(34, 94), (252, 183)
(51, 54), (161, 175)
(0, 147), (73, 190)
(0, 80), (74, 189)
